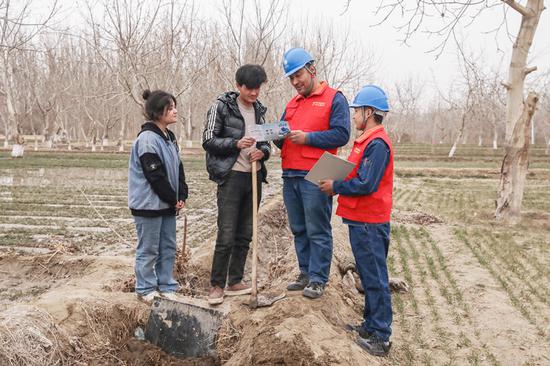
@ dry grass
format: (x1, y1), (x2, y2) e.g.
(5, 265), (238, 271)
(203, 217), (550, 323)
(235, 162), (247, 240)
(0, 306), (75, 366)
(215, 318), (242, 363)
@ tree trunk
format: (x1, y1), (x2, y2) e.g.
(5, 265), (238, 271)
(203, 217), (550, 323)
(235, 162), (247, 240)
(448, 138), (458, 158)
(92, 133), (97, 152)
(3, 125), (8, 148)
(430, 122), (437, 155)
(461, 129), (468, 144)
(496, 0), (544, 222)
(495, 92), (538, 223)
(118, 116), (126, 152)
(493, 124), (498, 150)
(531, 118), (535, 145)
(1, 52), (17, 146)
(449, 114), (467, 158)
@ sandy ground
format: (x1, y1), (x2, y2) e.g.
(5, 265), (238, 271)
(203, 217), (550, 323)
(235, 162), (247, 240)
(1, 194), (549, 365)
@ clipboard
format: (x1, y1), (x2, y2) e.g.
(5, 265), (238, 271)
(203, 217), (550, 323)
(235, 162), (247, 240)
(304, 151), (355, 186)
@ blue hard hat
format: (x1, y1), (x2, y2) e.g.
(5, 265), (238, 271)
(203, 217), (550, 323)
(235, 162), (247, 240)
(350, 85), (390, 112)
(283, 47), (314, 77)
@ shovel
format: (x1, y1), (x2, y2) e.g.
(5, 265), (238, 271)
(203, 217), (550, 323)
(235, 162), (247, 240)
(248, 160), (286, 309)
(144, 197), (225, 359)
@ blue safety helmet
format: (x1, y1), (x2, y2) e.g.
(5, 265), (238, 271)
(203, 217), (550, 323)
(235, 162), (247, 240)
(283, 47), (314, 77)
(350, 85), (390, 113)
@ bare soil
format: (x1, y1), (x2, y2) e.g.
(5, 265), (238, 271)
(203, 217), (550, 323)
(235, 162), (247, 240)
(2, 195), (548, 365)
(1, 150), (549, 365)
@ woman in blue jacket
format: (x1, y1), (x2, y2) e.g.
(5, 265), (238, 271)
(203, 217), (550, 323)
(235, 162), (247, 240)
(128, 89), (188, 303)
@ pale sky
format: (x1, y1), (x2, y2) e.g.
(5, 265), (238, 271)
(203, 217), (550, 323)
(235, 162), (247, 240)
(288, 0), (550, 94)
(43, 0), (550, 99)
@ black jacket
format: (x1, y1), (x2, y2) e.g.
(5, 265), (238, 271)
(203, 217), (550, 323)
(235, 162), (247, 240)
(202, 92), (271, 184)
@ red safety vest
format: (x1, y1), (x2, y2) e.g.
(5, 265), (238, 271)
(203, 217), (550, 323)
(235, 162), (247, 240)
(336, 125), (394, 223)
(281, 82), (338, 171)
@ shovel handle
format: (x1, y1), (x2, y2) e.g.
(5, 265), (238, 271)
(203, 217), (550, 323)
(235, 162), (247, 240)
(251, 160), (258, 302)
(182, 214), (188, 254)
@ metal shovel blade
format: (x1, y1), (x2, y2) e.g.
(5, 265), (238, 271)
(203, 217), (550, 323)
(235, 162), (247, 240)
(248, 292), (286, 308)
(145, 296), (227, 359)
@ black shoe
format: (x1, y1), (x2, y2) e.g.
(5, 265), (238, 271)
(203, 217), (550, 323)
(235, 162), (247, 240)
(287, 273), (309, 291)
(345, 323), (373, 340)
(356, 335), (391, 357)
(303, 282), (325, 299)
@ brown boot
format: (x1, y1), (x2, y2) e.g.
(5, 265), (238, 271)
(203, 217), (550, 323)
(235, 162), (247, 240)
(225, 282), (252, 296)
(208, 286), (224, 305)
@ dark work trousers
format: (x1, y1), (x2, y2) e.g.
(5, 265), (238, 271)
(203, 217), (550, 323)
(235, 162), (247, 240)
(210, 170), (262, 288)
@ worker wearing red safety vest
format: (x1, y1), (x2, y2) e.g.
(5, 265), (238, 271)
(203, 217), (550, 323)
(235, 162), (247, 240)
(274, 47), (350, 300)
(320, 85), (393, 357)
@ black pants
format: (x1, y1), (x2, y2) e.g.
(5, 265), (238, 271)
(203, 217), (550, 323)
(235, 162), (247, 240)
(210, 170), (262, 288)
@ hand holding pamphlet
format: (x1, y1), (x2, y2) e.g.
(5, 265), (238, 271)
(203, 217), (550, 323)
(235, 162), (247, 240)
(249, 121), (290, 142)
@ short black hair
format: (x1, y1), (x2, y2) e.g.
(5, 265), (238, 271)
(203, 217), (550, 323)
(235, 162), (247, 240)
(235, 64), (267, 89)
(366, 107), (384, 124)
(142, 89), (177, 121)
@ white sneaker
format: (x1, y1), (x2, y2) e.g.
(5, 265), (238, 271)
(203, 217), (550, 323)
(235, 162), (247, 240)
(159, 292), (180, 301)
(137, 290), (160, 304)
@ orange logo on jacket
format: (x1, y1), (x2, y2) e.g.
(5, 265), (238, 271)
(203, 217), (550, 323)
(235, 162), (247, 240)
(312, 101), (326, 107)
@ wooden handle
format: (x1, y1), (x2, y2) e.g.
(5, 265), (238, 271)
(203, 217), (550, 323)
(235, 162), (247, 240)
(182, 214), (187, 254)
(251, 160), (258, 301)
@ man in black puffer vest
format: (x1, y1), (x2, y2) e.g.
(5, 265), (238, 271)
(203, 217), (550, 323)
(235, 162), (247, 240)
(202, 64), (271, 305)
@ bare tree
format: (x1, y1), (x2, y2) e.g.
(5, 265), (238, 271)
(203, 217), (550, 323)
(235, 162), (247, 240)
(368, 0), (545, 223)
(0, 0), (58, 147)
(1, 0), (383, 152)
(391, 77), (424, 143)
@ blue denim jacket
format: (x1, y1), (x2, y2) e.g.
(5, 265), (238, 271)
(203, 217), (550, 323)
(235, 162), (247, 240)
(128, 127), (181, 213)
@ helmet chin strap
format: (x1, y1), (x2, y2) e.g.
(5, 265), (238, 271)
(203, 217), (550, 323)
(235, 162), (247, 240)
(360, 107), (369, 130)
(303, 67), (316, 97)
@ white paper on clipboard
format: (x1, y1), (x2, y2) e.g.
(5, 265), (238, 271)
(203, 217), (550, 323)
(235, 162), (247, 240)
(305, 151), (355, 186)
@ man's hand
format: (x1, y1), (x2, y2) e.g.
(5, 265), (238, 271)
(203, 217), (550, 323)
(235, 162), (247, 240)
(249, 149), (265, 162)
(175, 200), (185, 215)
(319, 180), (334, 195)
(288, 130), (307, 145)
(237, 136), (256, 149)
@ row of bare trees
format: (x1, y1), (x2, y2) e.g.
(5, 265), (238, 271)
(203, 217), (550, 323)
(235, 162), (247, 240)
(0, 0), (376, 151)
(1, 0), (548, 223)
(2, 0), (548, 153)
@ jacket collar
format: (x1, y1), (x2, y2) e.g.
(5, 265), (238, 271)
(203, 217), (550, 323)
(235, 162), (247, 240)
(356, 125), (384, 144)
(217, 91), (267, 117)
(295, 81), (328, 101)
(138, 121), (176, 142)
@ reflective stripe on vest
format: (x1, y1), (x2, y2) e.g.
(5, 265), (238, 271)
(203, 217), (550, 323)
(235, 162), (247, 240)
(336, 126), (394, 223)
(281, 82), (338, 171)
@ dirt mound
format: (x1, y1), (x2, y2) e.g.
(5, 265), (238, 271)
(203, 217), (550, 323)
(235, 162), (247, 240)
(0, 252), (93, 306)
(204, 199), (378, 365)
(0, 196), (382, 365)
(394, 209), (443, 225)
(0, 299), (149, 366)
(0, 306), (75, 365)
(120, 338), (217, 366)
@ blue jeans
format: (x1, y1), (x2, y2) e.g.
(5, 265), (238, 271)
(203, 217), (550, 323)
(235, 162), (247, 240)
(283, 177), (333, 284)
(349, 223), (392, 341)
(134, 215), (179, 295)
